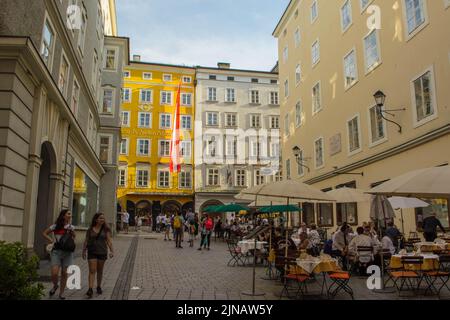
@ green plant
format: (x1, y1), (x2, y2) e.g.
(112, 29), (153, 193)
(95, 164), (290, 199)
(0, 241), (44, 300)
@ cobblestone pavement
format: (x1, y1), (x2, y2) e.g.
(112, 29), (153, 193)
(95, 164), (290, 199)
(38, 232), (450, 300)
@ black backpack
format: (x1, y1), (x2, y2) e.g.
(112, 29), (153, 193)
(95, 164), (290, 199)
(54, 229), (76, 252)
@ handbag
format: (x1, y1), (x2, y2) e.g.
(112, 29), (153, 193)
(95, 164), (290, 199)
(54, 229), (76, 252)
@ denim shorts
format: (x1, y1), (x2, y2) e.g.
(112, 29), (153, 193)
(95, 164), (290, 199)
(50, 249), (74, 269)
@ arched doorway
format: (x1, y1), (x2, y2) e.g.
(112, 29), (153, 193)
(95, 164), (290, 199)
(162, 200), (182, 216)
(200, 200), (224, 214)
(126, 200), (136, 226)
(136, 200), (152, 226)
(181, 201), (194, 217)
(34, 142), (57, 259)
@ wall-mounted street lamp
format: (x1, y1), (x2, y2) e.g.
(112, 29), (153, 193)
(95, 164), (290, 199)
(373, 90), (406, 133)
(292, 146), (310, 173)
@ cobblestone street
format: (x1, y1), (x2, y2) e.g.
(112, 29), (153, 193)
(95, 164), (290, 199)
(39, 232), (450, 301)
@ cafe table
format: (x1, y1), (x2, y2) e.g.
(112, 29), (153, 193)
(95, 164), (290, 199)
(390, 253), (440, 271)
(237, 240), (268, 255)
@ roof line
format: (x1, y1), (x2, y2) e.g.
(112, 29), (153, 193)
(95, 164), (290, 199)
(272, 0), (295, 36)
(196, 66), (278, 75)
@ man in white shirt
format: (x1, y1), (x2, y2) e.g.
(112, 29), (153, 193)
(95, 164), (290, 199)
(122, 211), (130, 234)
(381, 235), (396, 255)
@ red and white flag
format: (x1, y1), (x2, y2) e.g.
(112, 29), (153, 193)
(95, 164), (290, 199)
(170, 82), (182, 173)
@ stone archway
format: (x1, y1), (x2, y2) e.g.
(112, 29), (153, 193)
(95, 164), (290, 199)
(199, 200), (224, 215)
(126, 200), (136, 226)
(34, 142), (58, 259)
(136, 200), (152, 226)
(181, 201), (194, 216)
(162, 200), (182, 216)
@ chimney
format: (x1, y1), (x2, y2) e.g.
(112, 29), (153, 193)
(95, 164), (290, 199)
(217, 62), (230, 69)
(133, 55), (141, 62)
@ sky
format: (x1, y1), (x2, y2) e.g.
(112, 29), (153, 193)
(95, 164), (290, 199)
(116, 0), (291, 71)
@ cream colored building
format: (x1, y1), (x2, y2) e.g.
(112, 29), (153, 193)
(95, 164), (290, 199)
(273, 0), (450, 236)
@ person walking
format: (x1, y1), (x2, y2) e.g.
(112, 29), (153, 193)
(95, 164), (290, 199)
(82, 213), (114, 298)
(163, 214), (171, 241)
(135, 214), (143, 232)
(198, 214), (214, 251)
(42, 209), (76, 300)
(422, 212), (446, 242)
(173, 212), (184, 248)
(122, 211), (129, 234)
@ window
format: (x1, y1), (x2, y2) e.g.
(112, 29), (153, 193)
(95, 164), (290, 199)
(161, 91), (172, 105)
(314, 138), (324, 168)
(138, 112), (152, 128)
(344, 49), (358, 88)
(294, 28), (301, 48)
(163, 74), (172, 82)
(159, 140), (171, 157)
(284, 114), (290, 137)
(270, 92), (279, 105)
(118, 168), (127, 187)
(405, 0), (426, 35)
(271, 79), (278, 84)
(181, 115), (192, 130)
(360, 0), (371, 11)
(312, 40), (320, 66)
(206, 112), (218, 126)
(58, 54), (70, 95)
(78, 8), (87, 55)
(250, 115), (261, 128)
(250, 140), (261, 158)
(341, 0), (353, 32)
(225, 113), (237, 127)
(92, 51), (98, 90)
(271, 143), (280, 157)
(179, 171), (192, 188)
(369, 106), (386, 144)
(302, 203), (316, 225)
(275, 171), (283, 182)
(270, 116), (280, 129)
(71, 79), (80, 116)
(41, 18), (55, 67)
(121, 111), (130, 127)
(137, 139), (150, 156)
(286, 159), (291, 180)
(123, 71), (131, 78)
(235, 169), (246, 187)
(181, 93), (192, 106)
(142, 72), (152, 80)
(209, 75), (217, 80)
(250, 90), (260, 104)
(312, 82), (322, 114)
(120, 138), (128, 155)
(412, 69), (436, 124)
(311, 1), (318, 23)
(283, 46), (289, 63)
(160, 114), (171, 129)
(180, 141), (192, 158)
(296, 149), (304, 176)
(102, 88), (114, 114)
(364, 30), (381, 72)
(122, 88), (131, 103)
(284, 79), (289, 97)
(226, 138), (237, 156)
(227, 76), (235, 81)
(140, 89), (152, 104)
(255, 170), (265, 186)
(207, 168), (219, 186)
(207, 137), (217, 157)
(347, 116), (361, 153)
(295, 101), (302, 127)
(251, 78), (259, 83)
(318, 203), (334, 227)
(295, 64), (301, 85)
(99, 136), (111, 164)
(105, 48), (116, 70)
(335, 183), (358, 226)
(226, 88), (236, 103)
(182, 76), (192, 83)
(136, 169), (149, 188)
(207, 87), (217, 101)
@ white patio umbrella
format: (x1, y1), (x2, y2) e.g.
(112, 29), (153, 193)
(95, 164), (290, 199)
(368, 166), (450, 199)
(370, 195), (396, 226)
(387, 197), (430, 234)
(327, 187), (372, 203)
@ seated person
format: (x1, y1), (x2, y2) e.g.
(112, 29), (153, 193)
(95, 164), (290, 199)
(298, 232), (310, 251)
(308, 224), (321, 256)
(381, 232), (396, 255)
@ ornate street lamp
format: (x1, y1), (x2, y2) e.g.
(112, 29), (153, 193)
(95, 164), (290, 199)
(292, 146), (310, 173)
(372, 90), (405, 133)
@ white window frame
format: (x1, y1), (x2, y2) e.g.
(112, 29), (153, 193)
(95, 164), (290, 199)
(311, 39), (320, 66)
(367, 105), (388, 147)
(284, 114), (290, 137)
(314, 137), (325, 169)
(250, 90), (260, 104)
(121, 111), (130, 127)
(347, 114), (362, 156)
(99, 135), (113, 164)
(341, 0), (353, 33)
(137, 139), (151, 156)
(123, 71), (131, 78)
(101, 87), (115, 115)
(71, 78), (80, 117)
(225, 88), (236, 103)
(311, 0), (319, 23)
(225, 113), (237, 128)
(270, 91), (279, 105)
(182, 76), (192, 83)
(58, 51), (70, 97)
(142, 72), (152, 80)
(118, 167), (127, 187)
(312, 81), (323, 115)
(254, 169), (266, 186)
(284, 79), (289, 98)
(140, 89), (153, 104)
(122, 88), (132, 103)
(181, 93), (192, 106)
(159, 113), (172, 129)
(136, 167), (150, 188)
(158, 140), (171, 157)
(207, 87), (217, 102)
(207, 168), (220, 186)
(104, 47), (118, 71)
(270, 116), (280, 129)
(295, 64), (301, 86)
(343, 48), (358, 90)
(138, 112), (152, 128)
(270, 142), (280, 157)
(360, 0), (373, 12)
(411, 66), (438, 128)
(180, 141), (192, 159)
(120, 138), (129, 155)
(179, 170), (192, 189)
(78, 7), (87, 57)
(181, 115), (192, 130)
(283, 46), (289, 63)
(363, 29), (382, 74)
(296, 149), (305, 177)
(250, 114), (261, 129)
(206, 112), (219, 127)
(295, 101), (302, 128)
(163, 74), (173, 82)
(235, 169), (247, 187)
(402, 0), (429, 40)
(41, 14), (56, 70)
(160, 91), (173, 105)
(294, 27), (301, 48)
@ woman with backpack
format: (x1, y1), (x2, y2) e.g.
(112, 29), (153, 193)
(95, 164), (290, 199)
(82, 213), (114, 298)
(42, 209), (76, 300)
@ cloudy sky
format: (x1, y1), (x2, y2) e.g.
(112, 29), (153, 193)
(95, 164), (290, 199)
(116, 0), (290, 71)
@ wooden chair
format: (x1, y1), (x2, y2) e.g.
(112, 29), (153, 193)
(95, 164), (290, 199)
(356, 246), (374, 275)
(390, 256), (424, 296)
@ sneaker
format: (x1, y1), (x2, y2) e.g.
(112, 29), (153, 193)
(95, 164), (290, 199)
(97, 287), (103, 295)
(49, 285), (59, 297)
(86, 288), (93, 299)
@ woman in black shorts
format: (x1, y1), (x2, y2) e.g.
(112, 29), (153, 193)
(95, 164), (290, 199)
(82, 213), (114, 298)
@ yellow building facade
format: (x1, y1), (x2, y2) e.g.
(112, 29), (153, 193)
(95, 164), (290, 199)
(118, 61), (196, 226)
(274, 0), (450, 236)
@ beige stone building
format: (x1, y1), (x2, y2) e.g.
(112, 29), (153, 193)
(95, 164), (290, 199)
(273, 0), (450, 236)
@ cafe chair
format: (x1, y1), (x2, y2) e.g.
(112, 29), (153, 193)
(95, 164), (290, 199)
(390, 256), (424, 296)
(379, 249), (396, 288)
(423, 254), (450, 298)
(356, 246), (374, 276)
(279, 258), (310, 300)
(226, 239), (245, 267)
(327, 271), (354, 300)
